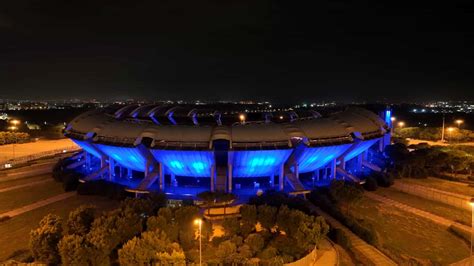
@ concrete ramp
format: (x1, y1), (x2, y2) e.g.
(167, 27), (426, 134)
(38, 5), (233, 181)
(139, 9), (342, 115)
(80, 166), (108, 183)
(136, 171), (159, 191)
(336, 167), (360, 183)
(284, 165), (306, 192)
(362, 161), (382, 172)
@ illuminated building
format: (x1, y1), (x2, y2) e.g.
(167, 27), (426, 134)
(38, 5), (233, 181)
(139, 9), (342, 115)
(65, 105), (391, 197)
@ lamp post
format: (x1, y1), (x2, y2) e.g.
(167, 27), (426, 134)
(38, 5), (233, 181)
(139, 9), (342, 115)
(447, 127), (454, 142)
(194, 218), (202, 266)
(456, 119), (464, 129)
(469, 198), (474, 266)
(8, 120), (20, 159)
(239, 114), (246, 125)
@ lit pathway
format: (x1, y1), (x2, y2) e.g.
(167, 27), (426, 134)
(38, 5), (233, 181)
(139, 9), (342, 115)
(314, 238), (338, 266)
(0, 192), (75, 218)
(366, 192), (470, 230)
(314, 207), (397, 266)
(0, 178), (52, 193)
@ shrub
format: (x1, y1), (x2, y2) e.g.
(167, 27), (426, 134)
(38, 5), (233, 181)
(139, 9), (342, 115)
(376, 173), (394, 187)
(58, 234), (106, 266)
(29, 214), (63, 265)
(363, 176), (378, 191)
(66, 205), (96, 236)
(77, 180), (129, 200)
(62, 173), (81, 191)
(118, 229), (185, 266)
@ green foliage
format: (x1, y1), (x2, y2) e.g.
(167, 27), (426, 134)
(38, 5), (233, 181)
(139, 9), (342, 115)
(118, 229), (185, 266)
(29, 214), (63, 265)
(66, 205), (95, 236)
(244, 233), (265, 255)
(222, 217), (241, 236)
(257, 205), (277, 231)
(215, 240), (239, 264)
(58, 234), (107, 266)
(87, 207), (143, 255)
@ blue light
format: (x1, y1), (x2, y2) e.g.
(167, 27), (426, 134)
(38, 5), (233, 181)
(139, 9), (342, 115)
(151, 150), (214, 177)
(385, 109), (392, 126)
(344, 138), (380, 162)
(231, 149), (292, 177)
(295, 144), (352, 173)
(71, 139), (102, 159)
(96, 144), (147, 171)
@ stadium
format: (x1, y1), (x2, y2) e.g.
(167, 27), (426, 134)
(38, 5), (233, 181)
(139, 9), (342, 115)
(64, 104), (392, 198)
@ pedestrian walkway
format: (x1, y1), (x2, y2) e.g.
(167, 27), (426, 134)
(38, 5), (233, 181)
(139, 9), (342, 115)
(315, 207), (397, 266)
(0, 192), (75, 218)
(314, 238), (338, 266)
(366, 192), (470, 231)
(0, 178), (52, 193)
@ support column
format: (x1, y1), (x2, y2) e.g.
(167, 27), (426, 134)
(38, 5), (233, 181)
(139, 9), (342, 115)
(85, 152), (91, 170)
(315, 169), (320, 181)
(100, 156), (108, 179)
(171, 173), (177, 187)
(127, 168), (132, 179)
(108, 158), (115, 181)
(356, 152), (364, 172)
(159, 163), (165, 191)
(210, 164), (215, 192)
(228, 164), (233, 193)
(331, 159), (337, 179)
(378, 138), (384, 152)
(269, 173), (274, 188)
(294, 163), (299, 180)
(144, 160), (150, 177)
(279, 164), (284, 191)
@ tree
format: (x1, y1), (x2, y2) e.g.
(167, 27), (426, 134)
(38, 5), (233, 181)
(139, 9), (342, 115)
(215, 240), (238, 264)
(87, 208), (143, 255)
(294, 216), (329, 252)
(244, 233), (265, 256)
(29, 214), (63, 265)
(66, 205), (96, 236)
(222, 217), (241, 236)
(118, 229), (185, 266)
(58, 234), (107, 266)
(257, 205), (277, 231)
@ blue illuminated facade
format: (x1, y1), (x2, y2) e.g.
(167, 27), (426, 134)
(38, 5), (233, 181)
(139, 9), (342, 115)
(67, 106), (391, 196)
(231, 149), (292, 177)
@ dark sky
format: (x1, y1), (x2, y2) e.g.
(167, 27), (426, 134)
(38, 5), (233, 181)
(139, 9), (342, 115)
(1, 1), (473, 103)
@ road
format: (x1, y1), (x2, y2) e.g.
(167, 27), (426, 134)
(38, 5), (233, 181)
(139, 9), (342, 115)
(0, 139), (77, 161)
(407, 138), (474, 147)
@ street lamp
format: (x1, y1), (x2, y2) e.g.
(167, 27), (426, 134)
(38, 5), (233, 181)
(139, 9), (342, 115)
(447, 127), (454, 142)
(390, 117), (396, 122)
(239, 114), (246, 124)
(194, 218), (202, 266)
(469, 198), (474, 265)
(456, 119), (464, 129)
(398, 121), (405, 128)
(8, 120), (20, 159)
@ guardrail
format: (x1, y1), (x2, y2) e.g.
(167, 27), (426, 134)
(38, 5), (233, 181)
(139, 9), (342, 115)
(0, 146), (81, 170)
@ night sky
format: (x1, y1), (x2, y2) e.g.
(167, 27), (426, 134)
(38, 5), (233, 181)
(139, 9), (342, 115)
(1, 1), (473, 103)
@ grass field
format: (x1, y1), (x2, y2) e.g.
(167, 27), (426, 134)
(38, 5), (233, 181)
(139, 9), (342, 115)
(401, 177), (474, 196)
(351, 196), (470, 265)
(0, 195), (119, 262)
(375, 187), (472, 226)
